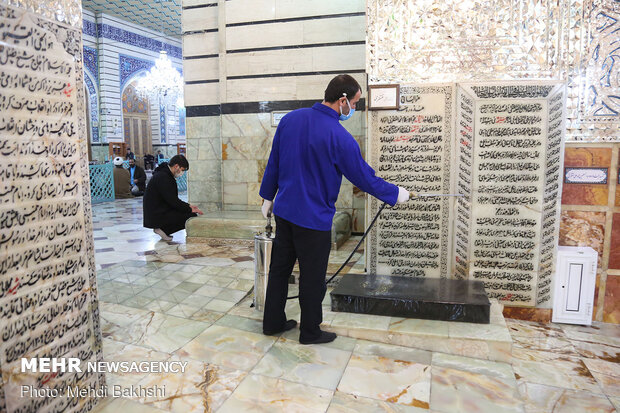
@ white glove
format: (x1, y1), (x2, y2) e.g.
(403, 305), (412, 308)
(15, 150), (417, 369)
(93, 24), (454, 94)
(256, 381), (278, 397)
(396, 186), (410, 204)
(261, 199), (273, 219)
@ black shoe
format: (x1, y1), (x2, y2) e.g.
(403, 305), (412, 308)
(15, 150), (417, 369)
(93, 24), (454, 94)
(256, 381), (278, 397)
(263, 319), (297, 336)
(299, 331), (337, 345)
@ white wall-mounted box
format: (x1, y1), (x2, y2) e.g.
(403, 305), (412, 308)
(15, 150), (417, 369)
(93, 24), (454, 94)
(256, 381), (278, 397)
(552, 246), (597, 325)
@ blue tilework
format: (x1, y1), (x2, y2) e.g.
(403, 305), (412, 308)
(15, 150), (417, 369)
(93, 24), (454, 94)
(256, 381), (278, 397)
(83, 19), (97, 37)
(178, 106), (186, 137)
(83, 46), (98, 83)
(84, 71), (100, 143)
(97, 23), (182, 59)
(160, 104), (166, 143)
(119, 54), (154, 89)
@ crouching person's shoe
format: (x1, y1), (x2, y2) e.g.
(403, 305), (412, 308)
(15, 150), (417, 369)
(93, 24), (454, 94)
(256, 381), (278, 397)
(153, 228), (172, 241)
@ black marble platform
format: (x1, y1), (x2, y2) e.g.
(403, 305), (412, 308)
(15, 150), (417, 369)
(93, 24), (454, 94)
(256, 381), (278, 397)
(330, 274), (491, 324)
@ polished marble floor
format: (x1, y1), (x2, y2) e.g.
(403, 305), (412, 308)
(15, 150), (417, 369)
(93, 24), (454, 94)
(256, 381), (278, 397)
(91, 198), (620, 413)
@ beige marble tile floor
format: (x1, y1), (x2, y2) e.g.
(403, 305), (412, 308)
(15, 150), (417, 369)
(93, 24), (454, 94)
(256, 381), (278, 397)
(91, 198), (620, 413)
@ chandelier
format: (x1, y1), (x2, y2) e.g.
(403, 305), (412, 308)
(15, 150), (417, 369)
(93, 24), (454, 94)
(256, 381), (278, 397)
(135, 51), (184, 108)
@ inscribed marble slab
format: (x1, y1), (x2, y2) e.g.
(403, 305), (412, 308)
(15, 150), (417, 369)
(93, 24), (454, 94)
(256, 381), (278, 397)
(460, 82), (565, 306)
(368, 84), (454, 278)
(0, 4), (103, 413)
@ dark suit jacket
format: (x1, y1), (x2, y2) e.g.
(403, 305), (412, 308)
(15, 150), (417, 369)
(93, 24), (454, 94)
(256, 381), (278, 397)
(143, 163), (192, 228)
(130, 165), (147, 191)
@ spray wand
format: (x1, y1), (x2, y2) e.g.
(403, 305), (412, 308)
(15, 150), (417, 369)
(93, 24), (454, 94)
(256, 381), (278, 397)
(285, 191), (464, 300)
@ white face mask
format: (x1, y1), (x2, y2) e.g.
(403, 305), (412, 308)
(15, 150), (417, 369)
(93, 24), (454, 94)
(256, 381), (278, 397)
(339, 98), (355, 121)
(170, 165), (184, 178)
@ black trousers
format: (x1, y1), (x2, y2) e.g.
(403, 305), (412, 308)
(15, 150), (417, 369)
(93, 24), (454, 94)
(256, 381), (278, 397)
(160, 211), (196, 236)
(263, 215), (332, 341)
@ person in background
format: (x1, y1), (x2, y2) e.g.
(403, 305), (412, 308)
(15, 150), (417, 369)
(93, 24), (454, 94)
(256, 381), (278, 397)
(143, 153), (155, 170)
(259, 74), (410, 345)
(143, 155), (203, 241)
(156, 150), (164, 166)
(125, 147), (135, 160)
(112, 156), (132, 199)
(128, 158), (147, 196)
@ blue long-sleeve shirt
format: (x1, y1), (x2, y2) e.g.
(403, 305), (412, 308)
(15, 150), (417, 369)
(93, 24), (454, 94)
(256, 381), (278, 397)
(260, 102), (398, 231)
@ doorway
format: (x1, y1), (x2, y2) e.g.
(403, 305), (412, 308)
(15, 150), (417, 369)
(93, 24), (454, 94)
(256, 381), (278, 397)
(122, 81), (152, 168)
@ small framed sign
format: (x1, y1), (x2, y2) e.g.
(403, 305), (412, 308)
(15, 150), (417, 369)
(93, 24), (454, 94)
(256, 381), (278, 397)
(564, 167), (608, 184)
(271, 111), (288, 127)
(368, 84), (400, 110)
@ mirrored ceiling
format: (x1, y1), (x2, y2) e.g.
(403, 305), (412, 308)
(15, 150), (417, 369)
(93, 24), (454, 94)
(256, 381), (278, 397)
(82, 0), (182, 37)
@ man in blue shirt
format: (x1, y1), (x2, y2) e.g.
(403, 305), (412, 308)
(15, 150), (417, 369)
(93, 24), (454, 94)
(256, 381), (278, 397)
(260, 74), (409, 344)
(128, 158), (146, 195)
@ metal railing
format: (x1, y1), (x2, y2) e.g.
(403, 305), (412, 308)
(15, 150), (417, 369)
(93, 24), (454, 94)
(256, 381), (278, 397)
(89, 158), (187, 204)
(88, 163), (115, 204)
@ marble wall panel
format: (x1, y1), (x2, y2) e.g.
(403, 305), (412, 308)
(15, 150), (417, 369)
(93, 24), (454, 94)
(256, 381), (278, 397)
(559, 211), (606, 267)
(189, 161), (222, 182)
(222, 136), (272, 161)
(226, 45), (364, 77)
(247, 182), (263, 206)
(341, 116), (366, 138)
(603, 275), (620, 323)
(608, 213), (620, 270)
(294, 73), (367, 102)
(561, 147), (611, 206)
(257, 159), (269, 183)
(335, 183), (354, 209)
(226, 21), (304, 50)
(182, 5), (218, 32)
(187, 138), (199, 162)
(311, 45), (366, 72)
(184, 32), (219, 57)
(225, 0), (277, 24)
(274, 0), (365, 19)
(182, 0), (208, 7)
(352, 208), (365, 233)
(226, 49), (309, 77)
(186, 116), (221, 139)
(222, 160), (258, 183)
(198, 138), (223, 161)
(226, 78), (294, 102)
(303, 15), (366, 44)
(224, 183), (249, 205)
(227, 16), (365, 51)
(189, 179), (222, 204)
(184, 58), (219, 82)
(221, 114), (272, 138)
(225, 0), (364, 24)
(188, 138), (222, 163)
(184, 82), (220, 106)
(353, 187), (366, 210)
(225, 73), (366, 103)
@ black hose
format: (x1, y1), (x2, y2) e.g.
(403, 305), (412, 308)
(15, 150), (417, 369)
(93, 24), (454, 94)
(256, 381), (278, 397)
(286, 203), (387, 300)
